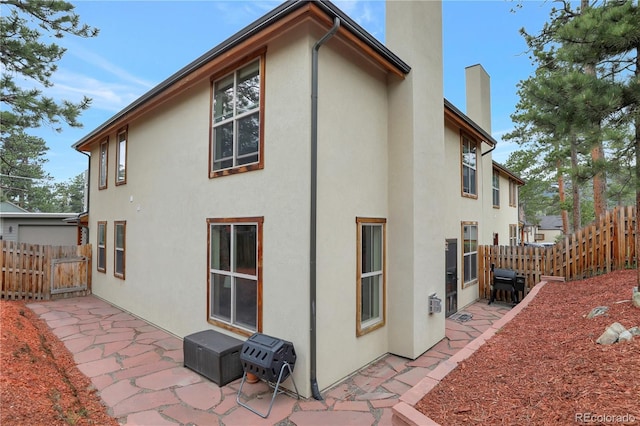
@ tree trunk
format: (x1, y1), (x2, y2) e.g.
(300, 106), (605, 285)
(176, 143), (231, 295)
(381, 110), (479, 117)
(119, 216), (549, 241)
(583, 0), (607, 220)
(591, 130), (607, 219)
(570, 134), (581, 231)
(557, 159), (570, 234)
(636, 44), (639, 286)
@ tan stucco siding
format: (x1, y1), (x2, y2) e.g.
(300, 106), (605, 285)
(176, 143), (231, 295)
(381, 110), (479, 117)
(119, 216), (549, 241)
(88, 25), (317, 395)
(386, 0), (445, 360)
(314, 33), (390, 391)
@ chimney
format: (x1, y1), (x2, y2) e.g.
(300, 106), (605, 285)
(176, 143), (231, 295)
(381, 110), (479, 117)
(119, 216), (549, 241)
(465, 64), (491, 133)
(386, 0), (445, 359)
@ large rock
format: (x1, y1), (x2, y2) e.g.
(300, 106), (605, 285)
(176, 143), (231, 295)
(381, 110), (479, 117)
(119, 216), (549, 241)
(596, 322), (627, 345)
(618, 330), (633, 342)
(586, 306), (608, 319)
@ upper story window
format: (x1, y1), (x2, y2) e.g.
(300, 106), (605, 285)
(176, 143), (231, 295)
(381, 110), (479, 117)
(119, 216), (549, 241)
(509, 179), (517, 207)
(116, 127), (127, 185)
(99, 138), (108, 190)
(207, 217), (263, 336)
(210, 58), (264, 178)
(356, 217), (386, 336)
(461, 135), (477, 197)
(492, 170), (500, 208)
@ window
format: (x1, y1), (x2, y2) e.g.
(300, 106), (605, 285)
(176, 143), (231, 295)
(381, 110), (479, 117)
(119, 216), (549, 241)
(97, 221), (106, 273)
(492, 170), (500, 208)
(509, 179), (517, 207)
(99, 139), (108, 190)
(462, 222), (478, 286)
(116, 127), (127, 185)
(510, 224), (518, 246)
(114, 221), (126, 279)
(356, 217), (386, 336)
(210, 58), (264, 177)
(207, 217), (263, 335)
(461, 135), (477, 197)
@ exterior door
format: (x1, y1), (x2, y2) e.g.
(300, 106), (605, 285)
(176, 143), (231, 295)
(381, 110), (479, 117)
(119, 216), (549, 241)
(445, 239), (458, 317)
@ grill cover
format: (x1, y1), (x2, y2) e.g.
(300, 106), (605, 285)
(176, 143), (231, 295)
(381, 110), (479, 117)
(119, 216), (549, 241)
(493, 268), (517, 291)
(240, 333), (296, 382)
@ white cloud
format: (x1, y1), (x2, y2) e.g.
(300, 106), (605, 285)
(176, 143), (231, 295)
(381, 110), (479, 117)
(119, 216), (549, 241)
(50, 70), (146, 113)
(65, 43), (155, 90)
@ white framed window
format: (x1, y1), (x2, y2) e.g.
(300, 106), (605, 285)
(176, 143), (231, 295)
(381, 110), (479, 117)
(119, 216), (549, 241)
(510, 224), (519, 246)
(97, 221), (106, 273)
(211, 58), (263, 177)
(99, 139), (108, 190)
(114, 221), (126, 279)
(207, 217), (263, 335)
(356, 217), (386, 336)
(509, 179), (517, 207)
(116, 128), (127, 185)
(462, 222), (478, 286)
(462, 135), (477, 197)
(492, 170), (500, 208)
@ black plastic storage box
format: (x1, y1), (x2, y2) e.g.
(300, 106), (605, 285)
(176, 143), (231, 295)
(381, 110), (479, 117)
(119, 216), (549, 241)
(183, 330), (243, 386)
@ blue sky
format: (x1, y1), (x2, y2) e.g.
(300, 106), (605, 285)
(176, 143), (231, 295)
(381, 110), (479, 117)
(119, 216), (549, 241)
(28, 0), (558, 183)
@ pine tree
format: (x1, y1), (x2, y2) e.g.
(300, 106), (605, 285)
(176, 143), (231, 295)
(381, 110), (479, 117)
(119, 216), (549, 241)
(1, 0), (97, 210)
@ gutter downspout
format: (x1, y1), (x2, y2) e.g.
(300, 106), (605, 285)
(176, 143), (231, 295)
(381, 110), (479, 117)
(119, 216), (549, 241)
(80, 151), (91, 243)
(310, 17), (340, 401)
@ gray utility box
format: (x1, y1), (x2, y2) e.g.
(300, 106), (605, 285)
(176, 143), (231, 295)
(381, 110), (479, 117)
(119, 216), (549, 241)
(183, 330), (243, 386)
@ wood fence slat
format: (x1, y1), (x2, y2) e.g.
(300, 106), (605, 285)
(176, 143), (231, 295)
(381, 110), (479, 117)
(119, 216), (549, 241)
(479, 206), (636, 292)
(1, 241), (92, 301)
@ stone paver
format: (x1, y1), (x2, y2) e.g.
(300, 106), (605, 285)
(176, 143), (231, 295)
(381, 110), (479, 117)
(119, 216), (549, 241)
(26, 295), (512, 426)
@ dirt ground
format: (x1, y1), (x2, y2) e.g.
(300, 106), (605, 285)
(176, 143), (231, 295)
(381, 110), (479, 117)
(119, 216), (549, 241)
(417, 269), (640, 425)
(0, 299), (118, 426)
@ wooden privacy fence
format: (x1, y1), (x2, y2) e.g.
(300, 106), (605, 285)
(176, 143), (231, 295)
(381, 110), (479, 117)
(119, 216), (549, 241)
(0, 241), (92, 300)
(479, 206), (636, 300)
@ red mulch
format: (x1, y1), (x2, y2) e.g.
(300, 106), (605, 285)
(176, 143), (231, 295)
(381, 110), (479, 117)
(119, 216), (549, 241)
(417, 269), (640, 425)
(0, 300), (118, 426)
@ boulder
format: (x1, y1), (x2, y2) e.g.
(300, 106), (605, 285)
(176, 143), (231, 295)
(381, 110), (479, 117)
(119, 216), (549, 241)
(596, 322), (627, 345)
(586, 306), (609, 319)
(618, 330), (633, 342)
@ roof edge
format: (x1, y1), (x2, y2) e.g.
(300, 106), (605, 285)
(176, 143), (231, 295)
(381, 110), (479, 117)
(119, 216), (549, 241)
(73, 0), (411, 151)
(444, 98), (497, 148)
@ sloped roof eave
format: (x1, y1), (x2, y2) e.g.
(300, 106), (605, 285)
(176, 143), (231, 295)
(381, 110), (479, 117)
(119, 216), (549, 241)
(444, 98), (496, 148)
(73, 0), (411, 151)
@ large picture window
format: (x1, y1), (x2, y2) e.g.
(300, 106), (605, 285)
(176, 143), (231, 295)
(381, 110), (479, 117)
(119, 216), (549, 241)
(114, 221), (126, 279)
(207, 217), (263, 335)
(116, 127), (127, 185)
(462, 135), (477, 197)
(97, 221), (106, 273)
(99, 139), (108, 190)
(356, 217), (386, 336)
(211, 58), (264, 177)
(462, 222), (478, 286)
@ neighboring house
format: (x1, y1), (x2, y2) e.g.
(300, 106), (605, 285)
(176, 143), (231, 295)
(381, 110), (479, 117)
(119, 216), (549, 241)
(72, 0), (521, 398)
(525, 215), (564, 244)
(0, 202), (78, 245)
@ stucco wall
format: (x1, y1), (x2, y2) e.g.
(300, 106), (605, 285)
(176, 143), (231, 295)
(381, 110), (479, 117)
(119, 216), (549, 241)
(386, 0), (445, 360)
(314, 29), (390, 390)
(88, 23), (317, 395)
